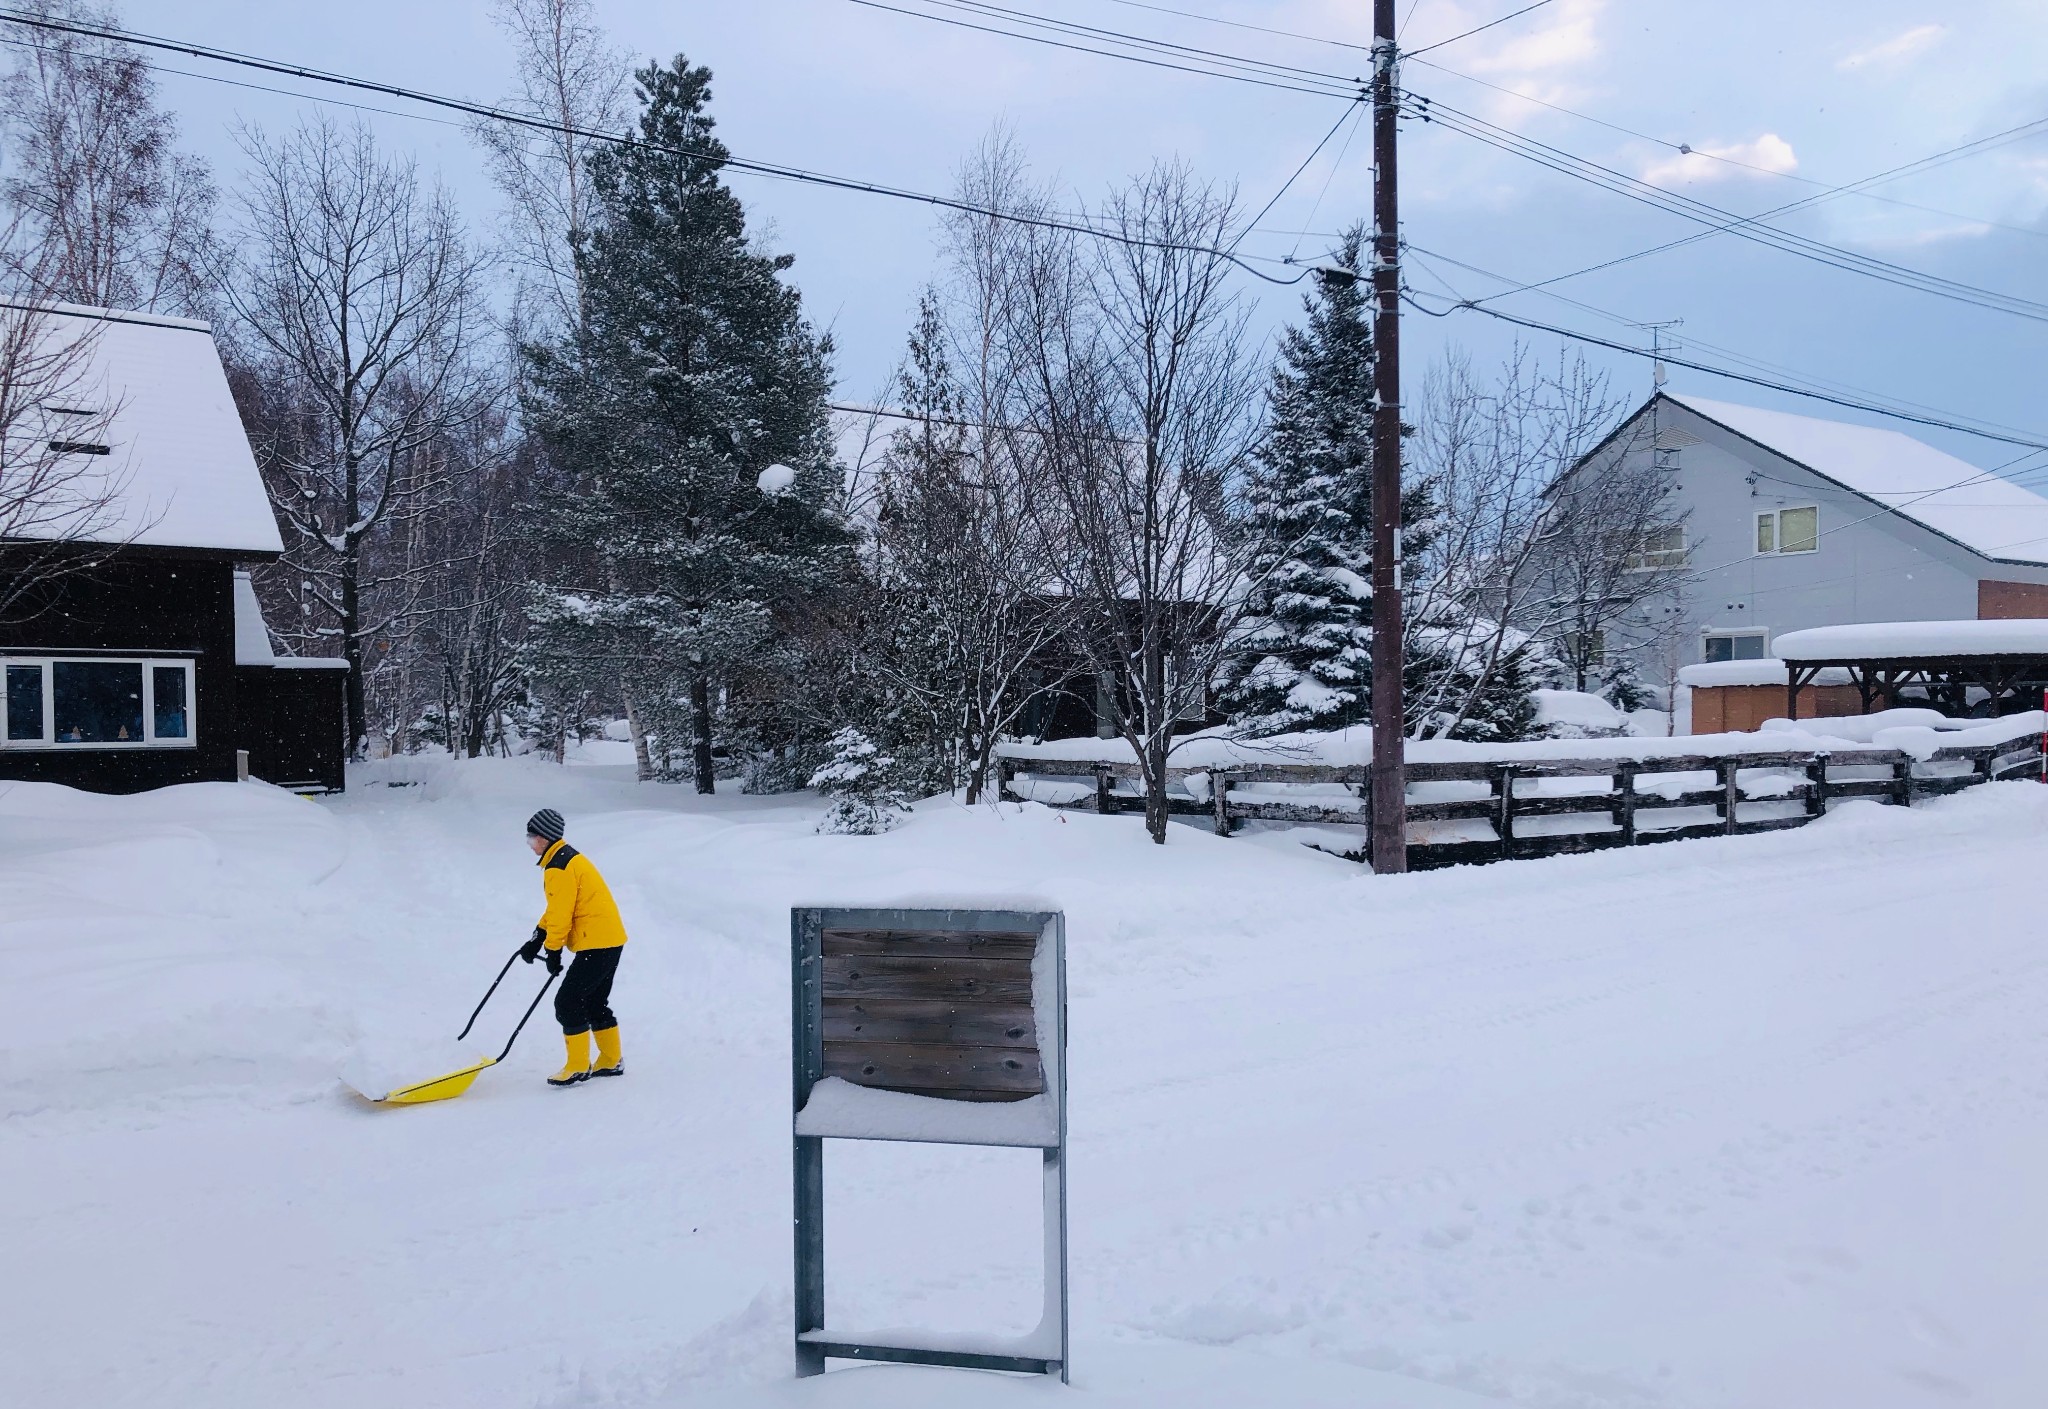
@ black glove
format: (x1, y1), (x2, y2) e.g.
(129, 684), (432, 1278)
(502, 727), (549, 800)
(544, 946), (563, 976)
(519, 928), (545, 964)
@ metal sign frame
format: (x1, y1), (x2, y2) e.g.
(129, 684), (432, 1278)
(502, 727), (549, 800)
(791, 905), (1068, 1383)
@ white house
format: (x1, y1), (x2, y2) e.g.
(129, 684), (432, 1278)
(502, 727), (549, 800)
(1566, 391), (2048, 673)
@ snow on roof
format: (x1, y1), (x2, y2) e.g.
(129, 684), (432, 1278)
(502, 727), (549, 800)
(1669, 393), (2048, 566)
(10, 303), (284, 555)
(1676, 659), (1857, 688)
(1774, 619), (2048, 661)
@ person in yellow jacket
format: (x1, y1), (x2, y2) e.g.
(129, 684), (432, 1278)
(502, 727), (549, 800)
(517, 808), (628, 1087)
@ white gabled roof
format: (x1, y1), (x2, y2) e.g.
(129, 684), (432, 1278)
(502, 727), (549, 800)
(9, 303), (285, 555)
(1669, 393), (2048, 567)
(1775, 619), (2048, 661)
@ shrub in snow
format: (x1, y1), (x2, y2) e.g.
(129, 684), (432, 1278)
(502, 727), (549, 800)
(808, 728), (911, 834)
(1596, 656), (1656, 712)
(742, 747), (823, 795)
(1531, 688), (1628, 740)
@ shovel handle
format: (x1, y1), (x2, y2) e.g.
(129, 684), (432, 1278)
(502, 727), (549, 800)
(496, 969), (559, 1064)
(457, 946), (527, 1040)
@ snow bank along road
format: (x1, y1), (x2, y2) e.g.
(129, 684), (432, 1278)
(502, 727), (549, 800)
(4, 758), (2046, 1408)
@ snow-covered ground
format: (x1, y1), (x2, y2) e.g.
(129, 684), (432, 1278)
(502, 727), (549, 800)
(6, 759), (2048, 1408)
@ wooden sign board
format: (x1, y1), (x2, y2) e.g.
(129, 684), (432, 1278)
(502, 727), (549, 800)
(792, 906), (1067, 1382)
(821, 925), (1044, 1101)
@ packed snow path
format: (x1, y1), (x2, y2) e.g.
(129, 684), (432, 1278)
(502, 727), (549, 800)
(4, 759), (2046, 1408)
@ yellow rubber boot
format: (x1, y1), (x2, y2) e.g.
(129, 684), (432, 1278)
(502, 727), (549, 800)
(591, 1026), (623, 1078)
(548, 1031), (591, 1087)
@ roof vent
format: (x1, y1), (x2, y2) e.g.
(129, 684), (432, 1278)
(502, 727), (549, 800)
(1654, 428), (1701, 450)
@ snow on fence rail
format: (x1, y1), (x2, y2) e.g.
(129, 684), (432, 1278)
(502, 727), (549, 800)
(994, 733), (2045, 868)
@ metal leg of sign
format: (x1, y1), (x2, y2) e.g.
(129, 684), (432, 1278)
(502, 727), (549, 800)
(793, 1134), (826, 1377)
(791, 908), (828, 1378)
(1046, 1144), (1070, 1385)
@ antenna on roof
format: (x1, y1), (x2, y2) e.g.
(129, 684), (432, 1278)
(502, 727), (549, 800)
(1641, 319), (1684, 390)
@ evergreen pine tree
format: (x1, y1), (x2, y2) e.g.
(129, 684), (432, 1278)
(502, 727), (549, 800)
(809, 727), (911, 834)
(1222, 225), (1442, 737)
(522, 57), (852, 791)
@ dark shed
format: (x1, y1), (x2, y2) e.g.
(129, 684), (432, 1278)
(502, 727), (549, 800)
(0, 303), (347, 794)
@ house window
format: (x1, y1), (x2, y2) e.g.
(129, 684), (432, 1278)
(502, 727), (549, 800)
(1756, 506), (1819, 554)
(5, 665), (43, 741)
(1625, 523), (1688, 571)
(1702, 632), (1768, 663)
(0, 658), (197, 749)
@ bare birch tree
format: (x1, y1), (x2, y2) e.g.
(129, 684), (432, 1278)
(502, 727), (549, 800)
(473, 0), (629, 335)
(1403, 346), (1679, 734)
(1009, 161), (1264, 842)
(220, 118), (495, 756)
(0, 280), (129, 622)
(0, 0), (215, 316)
(867, 289), (1065, 802)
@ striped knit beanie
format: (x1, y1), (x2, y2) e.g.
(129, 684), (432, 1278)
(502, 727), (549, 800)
(525, 808), (565, 843)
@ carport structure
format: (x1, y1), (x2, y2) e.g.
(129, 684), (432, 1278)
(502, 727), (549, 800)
(1776, 620), (2048, 720)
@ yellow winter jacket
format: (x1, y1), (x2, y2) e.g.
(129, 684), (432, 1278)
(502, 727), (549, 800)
(536, 840), (627, 953)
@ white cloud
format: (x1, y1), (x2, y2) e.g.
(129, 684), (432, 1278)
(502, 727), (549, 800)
(1837, 24), (1947, 71)
(1463, 0), (1608, 77)
(1640, 133), (1798, 187)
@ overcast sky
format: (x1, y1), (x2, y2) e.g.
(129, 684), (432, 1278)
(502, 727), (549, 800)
(139, 0), (2048, 479)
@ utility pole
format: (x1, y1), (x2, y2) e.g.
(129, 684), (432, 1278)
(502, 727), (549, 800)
(1368, 0), (1406, 875)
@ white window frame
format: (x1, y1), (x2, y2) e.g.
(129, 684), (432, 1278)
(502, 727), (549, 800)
(1624, 522), (1689, 572)
(1700, 631), (1770, 664)
(0, 656), (198, 750)
(1755, 505), (1819, 556)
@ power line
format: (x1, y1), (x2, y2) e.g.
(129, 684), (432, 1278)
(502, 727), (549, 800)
(0, 8), (1311, 285)
(836, 0), (1362, 97)
(1403, 289), (2048, 451)
(1406, 52), (2048, 235)
(1086, 0), (1373, 54)
(1403, 242), (2048, 447)
(1405, 0), (1558, 59)
(1232, 96), (1366, 255)
(1445, 114), (2048, 310)
(1409, 96), (2048, 325)
(911, 0), (1362, 84)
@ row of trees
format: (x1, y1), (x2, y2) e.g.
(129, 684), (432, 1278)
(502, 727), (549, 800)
(0, 0), (1690, 841)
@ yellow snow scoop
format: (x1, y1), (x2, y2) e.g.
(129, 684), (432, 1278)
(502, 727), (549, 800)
(357, 946), (558, 1105)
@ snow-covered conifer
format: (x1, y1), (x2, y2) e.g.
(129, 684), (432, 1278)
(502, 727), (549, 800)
(522, 56), (854, 791)
(809, 727), (911, 835)
(1222, 225), (1444, 737)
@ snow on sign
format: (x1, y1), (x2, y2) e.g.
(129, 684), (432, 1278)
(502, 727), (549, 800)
(790, 906), (1069, 1383)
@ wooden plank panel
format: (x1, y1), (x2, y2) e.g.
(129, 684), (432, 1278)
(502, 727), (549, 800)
(1731, 815), (1813, 835)
(1404, 798), (1500, 822)
(822, 955), (1034, 1002)
(824, 929), (1038, 960)
(1818, 748), (1908, 766)
(1509, 793), (1622, 817)
(1226, 800), (1368, 824)
(823, 997), (1039, 1049)
(1505, 831), (1629, 859)
(1224, 763), (1372, 783)
(1820, 779), (1898, 799)
(1403, 761), (1503, 782)
(1407, 839), (1506, 869)
(823, 1039), (1045, 1095)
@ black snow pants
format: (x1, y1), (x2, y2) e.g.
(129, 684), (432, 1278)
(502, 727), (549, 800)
(555, 947), (622, 1035)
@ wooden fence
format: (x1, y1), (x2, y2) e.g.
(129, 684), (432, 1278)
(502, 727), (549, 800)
(996, 734), (2043, 869)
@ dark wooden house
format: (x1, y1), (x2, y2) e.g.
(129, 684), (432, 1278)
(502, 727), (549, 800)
(0, 304), (346, 794)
